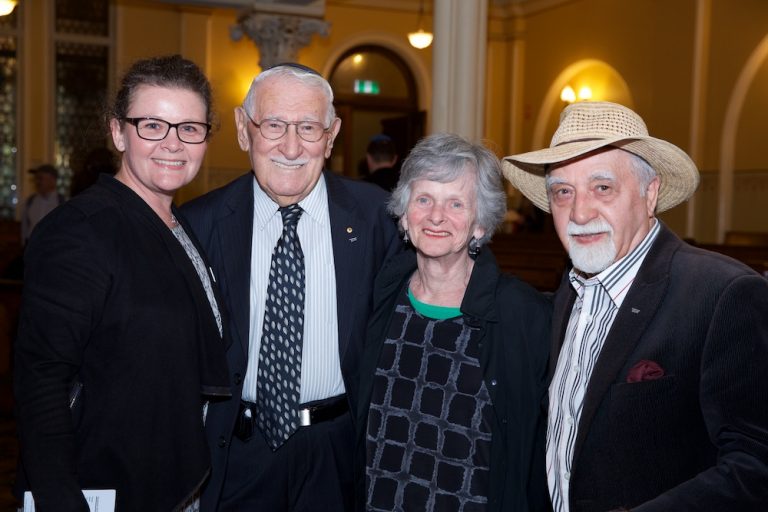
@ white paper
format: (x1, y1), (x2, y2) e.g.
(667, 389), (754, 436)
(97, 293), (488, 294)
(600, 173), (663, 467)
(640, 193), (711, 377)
(23, 489), (116, 512)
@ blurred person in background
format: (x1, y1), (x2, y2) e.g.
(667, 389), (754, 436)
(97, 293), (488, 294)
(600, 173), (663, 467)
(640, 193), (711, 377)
(20, 164), (64, 245)
(363, 134), (399, 192)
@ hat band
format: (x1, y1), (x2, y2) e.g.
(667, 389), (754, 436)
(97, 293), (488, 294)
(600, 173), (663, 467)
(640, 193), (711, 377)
(553, 136), (612, 147)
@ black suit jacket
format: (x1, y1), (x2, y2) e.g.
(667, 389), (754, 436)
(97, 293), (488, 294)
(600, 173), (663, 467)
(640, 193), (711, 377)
(181, 170), (401, 509)
(551, 223), (768, 511)
(15, 175), (230, 512)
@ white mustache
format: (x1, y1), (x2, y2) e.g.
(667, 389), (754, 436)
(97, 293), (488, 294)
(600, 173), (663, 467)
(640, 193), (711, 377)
(567, 219), (613, 236)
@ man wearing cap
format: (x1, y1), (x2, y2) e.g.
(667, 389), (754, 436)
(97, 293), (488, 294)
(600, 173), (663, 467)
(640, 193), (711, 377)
(181, 64), (400, 511)
(503, 101), (768, 512)
(21, 164), (64, 244)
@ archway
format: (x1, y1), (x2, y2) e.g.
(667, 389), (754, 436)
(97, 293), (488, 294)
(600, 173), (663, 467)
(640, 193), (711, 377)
(717, 33), (768, 242)
(328, 44), (425, 178)
(532, 60), (633, 149)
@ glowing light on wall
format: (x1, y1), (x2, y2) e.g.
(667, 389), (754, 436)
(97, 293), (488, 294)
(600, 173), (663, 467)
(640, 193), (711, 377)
(0, 0), (17, 16)
(561, 84), (593, 103)
(560, 85), (576, 103)
(578, 86), (593, 101)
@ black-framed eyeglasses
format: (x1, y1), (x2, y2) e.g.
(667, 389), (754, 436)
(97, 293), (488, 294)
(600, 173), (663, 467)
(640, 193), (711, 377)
(123, 117), (211, 144)
(242, 109), (330, 143)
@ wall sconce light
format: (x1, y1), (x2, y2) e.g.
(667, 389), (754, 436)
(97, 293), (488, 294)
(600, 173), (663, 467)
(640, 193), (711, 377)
(408, 0), (433, 50)
(577, 86), (593, 101)
(560, 85), (576, 103)
(561, 84), (593, 103)
(0, 0), (17, 16)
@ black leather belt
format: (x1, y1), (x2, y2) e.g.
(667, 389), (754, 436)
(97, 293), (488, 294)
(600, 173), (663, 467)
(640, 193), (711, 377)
(234, 394), (349, 443)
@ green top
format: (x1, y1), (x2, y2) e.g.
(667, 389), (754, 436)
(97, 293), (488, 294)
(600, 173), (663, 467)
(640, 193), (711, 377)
(407, 287), (462, 320)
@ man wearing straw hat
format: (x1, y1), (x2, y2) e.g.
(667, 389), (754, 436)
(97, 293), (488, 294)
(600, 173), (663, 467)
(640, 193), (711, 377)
(503, 101), (768, 512)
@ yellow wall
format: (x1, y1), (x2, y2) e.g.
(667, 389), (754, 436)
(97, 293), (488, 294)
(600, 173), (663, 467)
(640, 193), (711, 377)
(16, 0), (768, 242)
(498, 0), (768, 241)
(108, 1), (433, 203)
(20, 1), (53, 194)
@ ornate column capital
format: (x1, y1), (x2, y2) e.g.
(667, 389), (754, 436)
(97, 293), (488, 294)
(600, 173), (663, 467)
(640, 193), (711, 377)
(231, 11), (330, 69)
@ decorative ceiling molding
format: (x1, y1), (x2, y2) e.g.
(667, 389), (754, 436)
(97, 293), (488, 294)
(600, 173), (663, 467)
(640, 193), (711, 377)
(232, 11), (330, 68)
(490, 0), (577, 18)
(156, 0), (578, 20)
(158, 0), (326, 17)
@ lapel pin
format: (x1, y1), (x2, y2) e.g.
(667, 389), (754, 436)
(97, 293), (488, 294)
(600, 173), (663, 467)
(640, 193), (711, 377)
(631, 307), (640, 314)
(346, 227), (353, 233)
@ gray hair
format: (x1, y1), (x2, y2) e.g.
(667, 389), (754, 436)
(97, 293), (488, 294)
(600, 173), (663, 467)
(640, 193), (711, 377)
(626, 151), (657, 197)
(241, 65), (336, 126)
(388, 133), (507, 246)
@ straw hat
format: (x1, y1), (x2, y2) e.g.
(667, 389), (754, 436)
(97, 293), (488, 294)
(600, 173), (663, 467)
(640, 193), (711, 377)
(502, 101), (699, 213)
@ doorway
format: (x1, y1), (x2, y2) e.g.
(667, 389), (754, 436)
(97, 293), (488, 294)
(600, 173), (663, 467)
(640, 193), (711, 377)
(329, 45), (424, 178)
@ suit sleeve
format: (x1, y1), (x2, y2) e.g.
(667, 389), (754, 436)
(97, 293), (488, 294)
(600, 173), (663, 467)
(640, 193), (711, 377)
(523, 290), (554, 512)
(633, 273), (768, 512)
(14, 210), (110, 512)
(370, 184), (402, 266)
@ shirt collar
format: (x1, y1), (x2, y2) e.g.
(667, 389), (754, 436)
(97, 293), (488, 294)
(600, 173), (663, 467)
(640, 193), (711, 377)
(569, 219), (660, 307)
(252, 173), (328, 230)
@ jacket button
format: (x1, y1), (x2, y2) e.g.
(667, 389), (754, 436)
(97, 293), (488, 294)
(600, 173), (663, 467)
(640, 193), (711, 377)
(234, 373), (242, 385)
(218, 436), (227, 448)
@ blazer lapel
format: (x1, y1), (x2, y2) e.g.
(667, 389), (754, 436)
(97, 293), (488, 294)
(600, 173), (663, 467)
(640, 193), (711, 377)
(325, 171), (367, 361)
(550, 271), (577, 377)
(216, 174), (255, 361)
(571, 224), (678, 464)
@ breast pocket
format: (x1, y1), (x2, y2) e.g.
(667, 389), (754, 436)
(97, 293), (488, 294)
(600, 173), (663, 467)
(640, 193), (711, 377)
(607, 375), (679, 465)
(609, 375), (676, 422)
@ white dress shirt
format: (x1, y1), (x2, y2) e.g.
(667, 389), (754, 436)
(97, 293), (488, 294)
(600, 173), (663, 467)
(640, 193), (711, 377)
(242, 175), (345, 405)
(547, 220), (660, 512)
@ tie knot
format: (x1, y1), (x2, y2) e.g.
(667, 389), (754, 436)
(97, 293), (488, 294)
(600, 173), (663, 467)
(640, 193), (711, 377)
(279, 204), (303, 227)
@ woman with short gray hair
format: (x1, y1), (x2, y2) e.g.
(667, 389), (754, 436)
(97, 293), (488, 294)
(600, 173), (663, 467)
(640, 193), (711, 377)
(356, 133), (552, 512)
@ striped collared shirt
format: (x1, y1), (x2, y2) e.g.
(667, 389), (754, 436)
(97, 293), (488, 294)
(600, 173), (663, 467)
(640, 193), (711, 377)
(242, 174), (345, 405)
(546, 219), (660, 512)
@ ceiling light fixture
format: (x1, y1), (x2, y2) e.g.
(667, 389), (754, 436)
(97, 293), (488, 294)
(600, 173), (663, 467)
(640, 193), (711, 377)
(0, 0), (17, 17)
(408, 0), (433, 50)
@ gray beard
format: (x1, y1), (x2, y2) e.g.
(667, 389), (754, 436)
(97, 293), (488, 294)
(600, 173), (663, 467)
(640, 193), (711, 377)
(568, 234), (617, 275)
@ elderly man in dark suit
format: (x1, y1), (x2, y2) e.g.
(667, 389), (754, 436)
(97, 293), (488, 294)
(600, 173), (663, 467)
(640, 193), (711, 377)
(181, 64), (400, 511)
(502, 101), (768, 512)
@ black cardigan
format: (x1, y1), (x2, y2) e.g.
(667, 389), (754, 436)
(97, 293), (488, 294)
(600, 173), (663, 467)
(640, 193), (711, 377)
(355, 247), (553, 512)
(14, 175), (230, 511)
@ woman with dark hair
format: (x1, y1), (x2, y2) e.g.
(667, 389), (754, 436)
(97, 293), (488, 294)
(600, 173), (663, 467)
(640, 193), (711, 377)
(14, 55), (229, 511)
(357, 133), (552, 512)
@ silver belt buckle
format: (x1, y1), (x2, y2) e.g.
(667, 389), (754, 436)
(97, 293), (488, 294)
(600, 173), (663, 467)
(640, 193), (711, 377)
(299, 407), (312, 427)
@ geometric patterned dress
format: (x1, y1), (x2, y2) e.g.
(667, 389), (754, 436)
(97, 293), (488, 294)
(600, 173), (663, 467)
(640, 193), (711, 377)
(366, 288), (492, 511)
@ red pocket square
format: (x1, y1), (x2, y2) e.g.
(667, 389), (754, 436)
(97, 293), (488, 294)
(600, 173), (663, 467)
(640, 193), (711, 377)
(627, 359), (665, 383)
